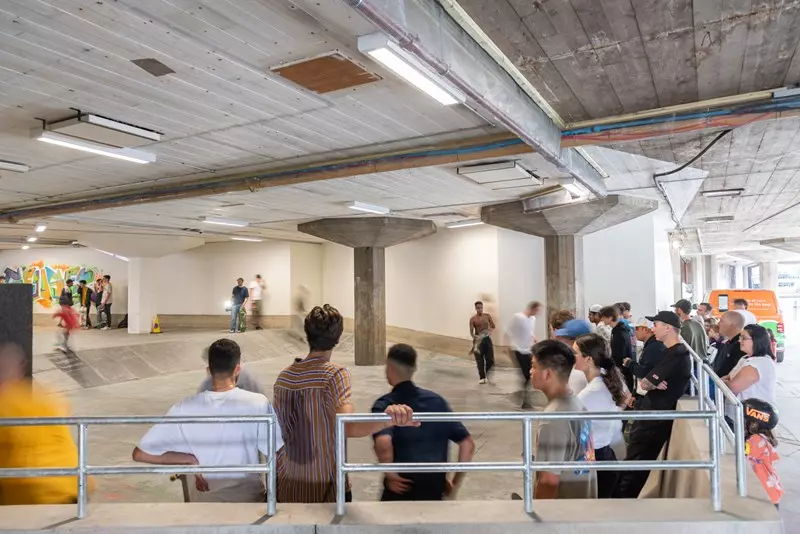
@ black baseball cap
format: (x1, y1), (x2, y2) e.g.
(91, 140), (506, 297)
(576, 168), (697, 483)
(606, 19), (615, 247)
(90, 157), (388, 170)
(645, 310), (681, 329)
(671, 299), (692, 314)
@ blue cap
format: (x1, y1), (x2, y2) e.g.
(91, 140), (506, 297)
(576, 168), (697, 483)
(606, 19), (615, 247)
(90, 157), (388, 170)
(554, 319), (592, 339)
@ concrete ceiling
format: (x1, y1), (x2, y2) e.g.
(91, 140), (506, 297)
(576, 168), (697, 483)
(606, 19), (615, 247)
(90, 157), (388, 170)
(458, 0), (800, 123)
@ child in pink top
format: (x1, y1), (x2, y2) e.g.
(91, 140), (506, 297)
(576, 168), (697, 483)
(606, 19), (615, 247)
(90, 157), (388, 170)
(743, 398), (783, 507)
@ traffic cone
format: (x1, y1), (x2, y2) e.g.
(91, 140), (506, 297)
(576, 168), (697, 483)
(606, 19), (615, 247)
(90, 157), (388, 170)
(151, 315), (162, 334)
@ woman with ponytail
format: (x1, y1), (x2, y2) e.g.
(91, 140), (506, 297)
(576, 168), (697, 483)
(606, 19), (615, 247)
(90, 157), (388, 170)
(573, 333), (629, 498)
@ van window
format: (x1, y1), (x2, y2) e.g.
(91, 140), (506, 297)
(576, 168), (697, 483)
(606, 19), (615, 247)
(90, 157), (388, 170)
(718, 294), (729, 312)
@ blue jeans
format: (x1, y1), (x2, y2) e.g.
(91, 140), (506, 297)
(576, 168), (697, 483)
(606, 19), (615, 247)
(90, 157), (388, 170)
(230, 304), (241, 331)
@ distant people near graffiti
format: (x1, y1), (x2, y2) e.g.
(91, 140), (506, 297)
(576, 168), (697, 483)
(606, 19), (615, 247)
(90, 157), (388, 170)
(1, 262), (103, 308)
(100, 275), (113, 330)
(249, 275), (266, 331)
(93, 278), (105, 329)
(53, 303), (79, 353)
(77, 280), (93, 329)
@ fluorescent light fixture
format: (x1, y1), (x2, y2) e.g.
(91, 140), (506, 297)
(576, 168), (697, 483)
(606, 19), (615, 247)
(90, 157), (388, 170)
(445, 219), (484, 229)
(457, 161), (539, 185)
(558, 178), (589, 199)
(35, 224), (47, 233)
(701, 188), (745, 198)
(201, 216), (248, 227)
(26, 236), (37, 243)
(671, 239), (682, 250)
(702, 215), (735, 223)
(94, 248), (129, 261)
(347, 201), (391, 215)
(0, 160), (30, 172)
(35, 130), (156, 164)
(231, 237), (263, 242)
(21, 245), (29, 250)
(358, 33), (466, 106)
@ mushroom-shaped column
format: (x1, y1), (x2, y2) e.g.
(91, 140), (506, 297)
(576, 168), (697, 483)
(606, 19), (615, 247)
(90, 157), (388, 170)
(298, 217), (436, 365)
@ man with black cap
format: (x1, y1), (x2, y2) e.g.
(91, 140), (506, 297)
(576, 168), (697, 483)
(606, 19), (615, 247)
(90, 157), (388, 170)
(372, 344), (475, 502)
(615, 310), (692, 499)
(672, 299), (708, 359)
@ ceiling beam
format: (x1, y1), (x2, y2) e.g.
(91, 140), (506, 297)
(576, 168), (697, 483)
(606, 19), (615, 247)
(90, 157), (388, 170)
(0, 133), (532, 223)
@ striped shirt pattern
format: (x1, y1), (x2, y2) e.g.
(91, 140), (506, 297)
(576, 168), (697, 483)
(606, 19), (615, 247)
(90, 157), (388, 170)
(273, 356), (352, 503)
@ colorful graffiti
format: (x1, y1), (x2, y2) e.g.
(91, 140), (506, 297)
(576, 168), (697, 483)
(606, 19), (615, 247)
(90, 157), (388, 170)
(2, 261), (104, 308)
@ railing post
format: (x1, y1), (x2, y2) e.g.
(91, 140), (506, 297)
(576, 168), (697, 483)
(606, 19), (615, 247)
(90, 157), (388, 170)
(77, 423), (87, 519)
(708, 413), (722, 512)
(267, 419), (277, 517)
(734, 402), (747, 497)
(698, 364), (707, 413)
(523, 418), (533, 514)
(689, 355), (697, 397)
(335, 417), (346, 517)
(715, 394), (727, 454)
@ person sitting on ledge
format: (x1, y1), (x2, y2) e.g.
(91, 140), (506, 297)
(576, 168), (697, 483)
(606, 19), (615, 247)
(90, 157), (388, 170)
(273, 304), (418, 503)
(133, 338), (282, 503)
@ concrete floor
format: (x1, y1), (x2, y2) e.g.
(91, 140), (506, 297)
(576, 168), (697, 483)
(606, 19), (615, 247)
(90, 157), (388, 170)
(26, 325), (800, 530)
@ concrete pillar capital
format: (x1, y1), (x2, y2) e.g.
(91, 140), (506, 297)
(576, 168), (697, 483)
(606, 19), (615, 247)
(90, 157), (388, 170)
(298, 217), (435, 248)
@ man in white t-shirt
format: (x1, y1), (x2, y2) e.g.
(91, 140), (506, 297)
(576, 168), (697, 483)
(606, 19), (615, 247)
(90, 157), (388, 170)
(505, 301), (541, 409)
(249, 275), (267, 331)
(133, 339), (283, 502)
(733, 298), (757, 326)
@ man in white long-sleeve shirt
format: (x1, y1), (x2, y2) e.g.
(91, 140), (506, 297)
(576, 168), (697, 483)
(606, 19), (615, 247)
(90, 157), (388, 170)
(506, 301), (541, 409)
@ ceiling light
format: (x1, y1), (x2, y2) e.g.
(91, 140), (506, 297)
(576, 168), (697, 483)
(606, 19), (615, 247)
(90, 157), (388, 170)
(701, 188), (745, 198)
(671, 239), (682, 250)
(21, 245), (29, 250)
(558, 178), (589, 199)
(201, 216), (248, 227)
(457, 161), (539, 184)
(231, 237), (263, 242)
(445, 219), (484, 229)
(702, 215), (735, 223)
(26, 236), (37, 243)
(48, 113), (161, 146)
(358, 33), (466, 106)
(34, 130), (156, 164)
(347, 201), (391, 215)
(0, 160), (30, 172)
(35, 224), (47, 233)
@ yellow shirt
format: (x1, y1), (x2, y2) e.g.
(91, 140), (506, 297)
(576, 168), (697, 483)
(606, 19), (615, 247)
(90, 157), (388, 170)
(0, 380), (94, 504)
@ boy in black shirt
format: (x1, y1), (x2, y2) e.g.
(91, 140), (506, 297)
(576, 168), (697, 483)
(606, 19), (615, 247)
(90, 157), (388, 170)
(615, 311), (691, 499)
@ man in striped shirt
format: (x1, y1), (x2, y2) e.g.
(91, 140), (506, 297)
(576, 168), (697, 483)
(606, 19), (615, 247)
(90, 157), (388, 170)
(273, 304), (417, 503)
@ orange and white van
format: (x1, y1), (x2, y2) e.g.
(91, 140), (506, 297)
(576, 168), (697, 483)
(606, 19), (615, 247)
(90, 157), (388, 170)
(705, 289), (785, 362)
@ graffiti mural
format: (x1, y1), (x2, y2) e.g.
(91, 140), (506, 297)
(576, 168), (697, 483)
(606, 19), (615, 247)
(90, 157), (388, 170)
(2, 261), (104, 308)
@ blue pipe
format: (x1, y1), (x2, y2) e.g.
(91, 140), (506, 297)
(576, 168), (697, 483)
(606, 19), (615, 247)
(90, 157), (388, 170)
(562, 97), (800, 137)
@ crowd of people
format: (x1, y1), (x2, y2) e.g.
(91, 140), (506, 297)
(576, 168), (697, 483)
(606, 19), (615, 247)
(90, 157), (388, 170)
(0, 295), (783, 509)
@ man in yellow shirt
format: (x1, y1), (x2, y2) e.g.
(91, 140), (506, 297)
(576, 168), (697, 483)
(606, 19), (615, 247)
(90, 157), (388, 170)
(0, 342), (93, 504)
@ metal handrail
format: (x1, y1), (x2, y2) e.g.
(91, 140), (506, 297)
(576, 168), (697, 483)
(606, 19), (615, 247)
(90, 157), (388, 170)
(0, 414), (279, 519)
(335, 409), (719, 516)
(685, 344), (747, 498)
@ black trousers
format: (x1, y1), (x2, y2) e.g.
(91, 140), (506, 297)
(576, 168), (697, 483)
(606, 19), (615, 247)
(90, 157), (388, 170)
(514, 351), (532, 404)
(474, 337), (494, 379)
(614, 420), (674, 499)
(595, 445), (619, 499)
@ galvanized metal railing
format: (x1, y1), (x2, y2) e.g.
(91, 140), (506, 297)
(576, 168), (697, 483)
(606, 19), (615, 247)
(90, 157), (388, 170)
(0, 415), (279, 519)
(335, 409), (720, 516)
(686, 345), (748, 497)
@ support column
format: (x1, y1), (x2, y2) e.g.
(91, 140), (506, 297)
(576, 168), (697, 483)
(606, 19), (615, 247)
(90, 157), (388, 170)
(0, 284), (33, 377)
(544, 235), (584, 320)
(707, 255), (719, 291)
(127, 257), (158, 334)
(671, 247), (683, 301)
(760, 261), (778, 292)
(354, 247), (386, 366)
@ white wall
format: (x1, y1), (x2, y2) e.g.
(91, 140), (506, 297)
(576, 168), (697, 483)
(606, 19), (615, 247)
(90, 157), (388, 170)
(0, 247), (128, 314)
(151, 241), (292, 316)
(583, 211), (675, 317)
(497, 229), (547, 341)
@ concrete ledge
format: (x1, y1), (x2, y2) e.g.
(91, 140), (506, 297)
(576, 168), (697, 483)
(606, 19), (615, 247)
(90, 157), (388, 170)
(0, 499), (781, 533)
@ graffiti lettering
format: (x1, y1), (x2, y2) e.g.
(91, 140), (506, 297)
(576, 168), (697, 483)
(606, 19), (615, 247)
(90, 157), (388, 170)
(2, 261), (103, 308)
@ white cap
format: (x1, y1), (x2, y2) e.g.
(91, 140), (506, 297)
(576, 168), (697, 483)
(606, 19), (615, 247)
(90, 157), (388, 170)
(634, 317), (654, 329)
(589, 304), (603, 313)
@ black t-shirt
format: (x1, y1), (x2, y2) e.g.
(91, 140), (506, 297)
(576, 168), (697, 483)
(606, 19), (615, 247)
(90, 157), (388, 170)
(231, 285), (249, 305)
(639, 343), (692, 411)
(713, 334), (745, 377)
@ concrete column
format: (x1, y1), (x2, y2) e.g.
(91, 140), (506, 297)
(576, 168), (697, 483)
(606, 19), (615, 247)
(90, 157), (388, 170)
(671, 247), (683, 301)
(127, 257), (158, 334)
(0, 284), (33, 377)
(760, 261), (778, 292)
(298, 217), (436, 366)
(707, 255), (719, 291)
(544, 235), (584, 320)
(354, 247), (386, 366)
(735, 265), (746, 288)
(691, 257), (705, 303)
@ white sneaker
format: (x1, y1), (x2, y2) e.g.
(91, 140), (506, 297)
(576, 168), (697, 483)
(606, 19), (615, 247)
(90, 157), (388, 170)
(101, 326), (110, 331)
(479, 379), (487, 384)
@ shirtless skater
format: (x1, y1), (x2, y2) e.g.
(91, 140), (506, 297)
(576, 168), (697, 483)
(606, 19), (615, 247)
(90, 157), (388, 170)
(470, 301), (496, 384)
